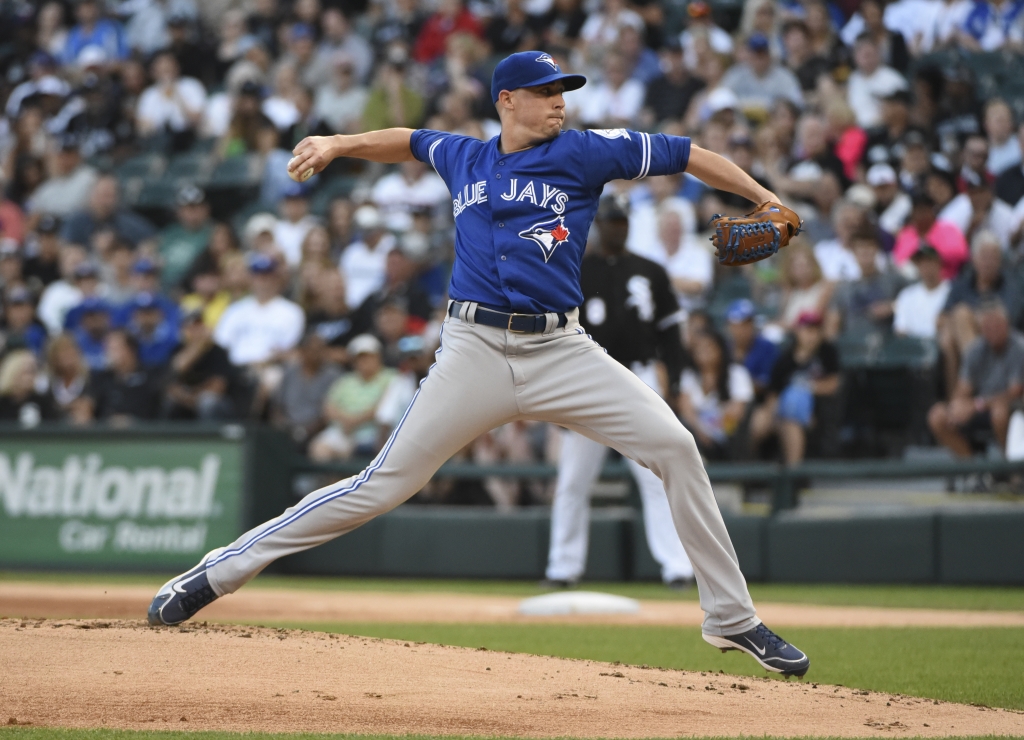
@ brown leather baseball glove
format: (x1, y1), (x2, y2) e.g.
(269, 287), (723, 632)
(709, 202), (803, 267)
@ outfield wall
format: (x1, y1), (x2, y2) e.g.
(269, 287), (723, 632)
(1, 426), (1022, 584)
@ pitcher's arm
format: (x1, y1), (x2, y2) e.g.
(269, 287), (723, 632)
(289, 129), (416, 176)
(685, 144), (778, 207)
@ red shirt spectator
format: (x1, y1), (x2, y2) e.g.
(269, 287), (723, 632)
(892, 193), (969, 280)
(0, 199), (26, 245)
(413, 0), (483, 63)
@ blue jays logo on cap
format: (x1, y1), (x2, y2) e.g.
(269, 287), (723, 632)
(491, 50), (587, 104)
(519, 216), (571, 263)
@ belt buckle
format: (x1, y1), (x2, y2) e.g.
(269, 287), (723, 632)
(507, 313), (528, 333)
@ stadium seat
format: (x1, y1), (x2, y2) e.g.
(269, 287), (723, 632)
(166, 152), (216, 184)
(114, 153), (166, 181)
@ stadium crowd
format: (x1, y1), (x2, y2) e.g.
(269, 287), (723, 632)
(1, 0), (1024, 502)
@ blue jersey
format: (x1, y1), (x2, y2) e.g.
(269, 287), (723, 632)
(410, 128), (691, 313)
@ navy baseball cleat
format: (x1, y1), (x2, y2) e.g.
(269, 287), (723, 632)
(147, 548), (224, 626)
(702, 623), (810, 677)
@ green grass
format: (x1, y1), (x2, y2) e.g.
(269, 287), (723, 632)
(247, 622), (1024, 711)
(3, 571), (1024, 612)
(2, 731), (1022, 740)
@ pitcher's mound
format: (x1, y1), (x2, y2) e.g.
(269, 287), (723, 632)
(1, 618), (1020, 738)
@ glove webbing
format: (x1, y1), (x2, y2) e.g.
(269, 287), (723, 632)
(711, 216), (781, 264)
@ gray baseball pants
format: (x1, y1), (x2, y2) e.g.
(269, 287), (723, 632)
(205, 304), (759, 637)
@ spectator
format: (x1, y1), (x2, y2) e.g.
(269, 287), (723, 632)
(375, 335), (433, 443)
(0, 350), (57, 426)
(38, 247), (89, 335)
(61, 0), (127, 66)
(1, 286), (47, 358)
(370, 160), (449, 233)
(71, 297), (112, 371)
(26, 133), (99, 218)
(309, 334), (397, 460)
(651, 208), (713, 312)
(272, 331), (342, 446)
(984, 98), (1021, 176)
(180, 263), (232, 331)
(640, 38), (705, 127)
(781, 20), (831, 93)
(826, 230), (905, 337)
(867, 163), (911, 237)
(362, 43), (425, 131)
(76, 330), (163, 424)
(863, 89), (916, 172)
(928, 302), (1024, 458)
(22, 215), (63, 290)
(679, 1), (733, 71)
(751, 311), (842, 464)
(351, 246), (433, 336)
(844, 0), (909, 72)
(313, 8), (374, 84)
(158, 185), (214, 291)
(720, 34), (803, 112)
(214, 253), (305, 368)
(939, 231), (1024, 394)
(340, 205), (397, 310)
(135, 51), (206, 145)
(219, 81), (274, 158)
(627, 174), (696, 255)
(892, 192), (969, 279)
(59, 261), (110, 332)
(165, 310), (236, 420)
(293, 226), (335, 311)
(0, 241), (24, 294)
(678, 330), (755, 460)
(61, 175), (156, 252)
(994, 122), (1024, 206)
(813, 199), (870, 282)
(272, 183), (320, 268)
(127, 292), (180, 370)
(893, 245), (951, 339)
(570, 53), (645, 128)
(103, 239), (138, 304)
(306, 270), (354, 365)
(940, 168), (1016, 252)
(45, 333), (88, 417)
(846, 33), (908, 129)
(413, 0), (483, 64)
(775, 244), (833, 331)
(109, 259), (181, 328)
(725, 299), (778, 397)
(314, 53), (369, 134)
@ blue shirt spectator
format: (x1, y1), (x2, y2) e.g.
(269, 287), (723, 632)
(725, 299), (779, 395)
(125, 292), (180, 369)
(71, 297), (112, 370)
(62, 1), (128, 66)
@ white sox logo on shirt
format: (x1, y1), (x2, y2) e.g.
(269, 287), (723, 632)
(519, 216), (570, 263)
(536, 53), (559, 70)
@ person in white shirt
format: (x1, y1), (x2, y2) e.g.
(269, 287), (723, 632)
(680, 0), (734, 71)
(893, 245), (951, 339)
(938, 168), (1016, 251)
(214, 254), (305, 368)
(846, 33), (908, 128)
(339, 205), (397, 310)
(27, 134), (99, 219)
(135, 50), (205, 137)
(272, 183), (320, 266)
(314, 53), (369, 134)
(370, 159), (450, 232)
(984, 98), (1022, 176)
(652, 208), (713, 311)
(626, 174), (696, 258)
(570, 53), (645, 128)
(867, 163), (912, 236)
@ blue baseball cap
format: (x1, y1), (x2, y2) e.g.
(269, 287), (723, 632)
(490, 51), (586, 104)
(726, 298), (756, 323)
(79, 296), (109, 314)
(132, 292), (161, 311)
(133, 257), (159, 274)
(248, 253), (277, 274)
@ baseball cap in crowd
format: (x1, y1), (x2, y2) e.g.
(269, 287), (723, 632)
(132, 292), (161, 311)
(37, 214), (61, 235)
(7, 286), (32, 305)
(597, 194), (629, 221)
(354, 204), (383, 231)
(726, 298), (756, 324)
(747, 33), (771, 53)
(348, 333), (382, 357)
(490, 51), (586, 105)
(688, 1), (712, 18)
(73, 261), (100, 280)
(77, 45), (108, 69)
(248, 253), (277, 274)
(795, 311), (823, 327)
(911, 244), (941, 262)
(176, 183), (206, 207)
(35, 75), (70, 98)
(282, 180), (309, 199)
(133, 257), (159, 274)
(705, 87), (739, 114)
(244, 213), (278, 245)
(866, 163), (897, 187)
(79, 296), (109, 314)
(399, 230), (430, 260)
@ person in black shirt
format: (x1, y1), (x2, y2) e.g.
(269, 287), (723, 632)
(750, 312), (841, 464)
(77, 330), (162, 425)
(306, 270), (355, 365)
(641, 38), (704, 127)
(165, 310), (237, 420)
(544, 195), (694, 590)
(349, 246), (432, 337)
(0, 349), (58, 426)
(22, 215), (62, 291)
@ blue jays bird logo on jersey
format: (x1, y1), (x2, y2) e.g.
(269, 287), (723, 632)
(536, 53), (559, 70)
(519, 216), (570, 263)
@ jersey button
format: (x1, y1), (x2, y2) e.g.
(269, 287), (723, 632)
(501, 255), (507, 260)
(495, 173), (501, 179)
(498, 161), (505, 166)
(498, 222), (504, 227)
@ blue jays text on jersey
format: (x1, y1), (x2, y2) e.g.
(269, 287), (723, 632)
(410, 127), (692, 314)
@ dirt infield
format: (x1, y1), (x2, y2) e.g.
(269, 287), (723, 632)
(3, 582), (1024, 628)
(2, 618), (1022, 738)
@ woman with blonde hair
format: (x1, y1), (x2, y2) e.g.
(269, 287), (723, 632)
(45, 333), (88, 417)
(293, 225), (336, 311)
(0, 349), (57, 425)
(774, 241), (833, 331)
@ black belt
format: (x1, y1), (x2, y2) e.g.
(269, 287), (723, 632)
(448, 301), (569, 334)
